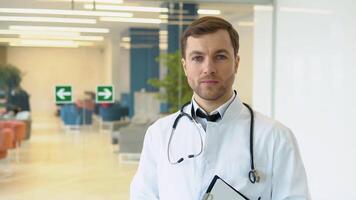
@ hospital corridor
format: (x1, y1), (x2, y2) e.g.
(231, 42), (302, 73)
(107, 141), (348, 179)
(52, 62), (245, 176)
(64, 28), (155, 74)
(0, 113), (137, 199)
(1, 0), (356, 199)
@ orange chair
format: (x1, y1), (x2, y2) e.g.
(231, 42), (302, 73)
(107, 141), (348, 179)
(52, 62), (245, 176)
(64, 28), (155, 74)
(0, 128), (14, 159)
(0, 120), (26, 148)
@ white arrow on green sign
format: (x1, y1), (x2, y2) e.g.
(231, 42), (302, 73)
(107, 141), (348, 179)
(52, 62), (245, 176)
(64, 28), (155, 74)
(96, 85), (114, 103)
(55, 85), (72, 103)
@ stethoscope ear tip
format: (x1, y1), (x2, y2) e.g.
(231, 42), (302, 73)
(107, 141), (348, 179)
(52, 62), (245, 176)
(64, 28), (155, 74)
(177, 158), (184, 163)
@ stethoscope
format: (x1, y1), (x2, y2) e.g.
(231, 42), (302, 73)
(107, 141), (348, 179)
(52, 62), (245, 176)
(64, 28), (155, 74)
(167, 91), (261, 184)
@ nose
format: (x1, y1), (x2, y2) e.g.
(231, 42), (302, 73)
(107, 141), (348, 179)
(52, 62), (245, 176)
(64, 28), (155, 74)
(202, 58), (216, 74)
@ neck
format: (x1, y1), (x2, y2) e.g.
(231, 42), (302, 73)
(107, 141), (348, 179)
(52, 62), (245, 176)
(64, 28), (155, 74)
(194, 90), (234, 114)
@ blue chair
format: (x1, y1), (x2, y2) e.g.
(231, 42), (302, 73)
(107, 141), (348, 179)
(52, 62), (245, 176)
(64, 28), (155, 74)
(99, 102), (128, 122)
(60, 104), (92, 126)
(60, 104), (80, 125)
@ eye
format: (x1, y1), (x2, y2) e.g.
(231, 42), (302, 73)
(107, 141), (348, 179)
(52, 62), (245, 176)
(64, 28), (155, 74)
(192, 56), (204, 62)
(216, 54), (227, 61)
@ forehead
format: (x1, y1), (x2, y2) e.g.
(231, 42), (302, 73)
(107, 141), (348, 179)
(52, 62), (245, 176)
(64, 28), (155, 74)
(185, 29), (233, 55)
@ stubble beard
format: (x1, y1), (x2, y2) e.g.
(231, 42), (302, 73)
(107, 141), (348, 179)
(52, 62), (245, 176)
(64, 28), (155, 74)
(195, 85), (226, 101)
(189, 73), (235, 102)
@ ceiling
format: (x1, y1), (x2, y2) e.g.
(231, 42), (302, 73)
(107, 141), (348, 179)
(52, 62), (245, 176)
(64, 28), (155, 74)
(0, 0), (257, 48)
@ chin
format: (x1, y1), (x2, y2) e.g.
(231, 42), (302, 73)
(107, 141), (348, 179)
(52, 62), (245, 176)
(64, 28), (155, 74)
(196, 87), (226, 101)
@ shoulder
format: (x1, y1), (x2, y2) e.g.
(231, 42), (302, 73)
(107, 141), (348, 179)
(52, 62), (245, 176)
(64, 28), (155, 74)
(254, 112), (290, 132)
(145, 111), (180, 139)
(253, 111), (297, 148)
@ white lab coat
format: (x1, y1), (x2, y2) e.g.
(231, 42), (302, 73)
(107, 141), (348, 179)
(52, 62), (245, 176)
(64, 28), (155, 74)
(130, 96), (310, 200)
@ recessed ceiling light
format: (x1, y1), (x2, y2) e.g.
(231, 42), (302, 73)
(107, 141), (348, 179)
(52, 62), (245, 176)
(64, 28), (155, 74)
(84, 4), (169, 13)
(20, 35), (104, 41)
(0, 8), (133, 17)
(38, 0), (123, 3)
(0, 29), (81, 37)
(197, 9), (221, 15)
(0, 16), (96, 24)
(10, 25), (109, 33)
(100, 17), (162, 24)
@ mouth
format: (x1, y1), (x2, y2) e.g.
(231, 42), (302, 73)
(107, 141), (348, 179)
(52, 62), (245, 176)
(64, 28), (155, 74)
(200, 79), (219, 85)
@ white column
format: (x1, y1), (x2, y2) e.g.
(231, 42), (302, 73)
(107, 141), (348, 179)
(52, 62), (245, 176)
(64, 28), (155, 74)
(104, 32), (130, 101)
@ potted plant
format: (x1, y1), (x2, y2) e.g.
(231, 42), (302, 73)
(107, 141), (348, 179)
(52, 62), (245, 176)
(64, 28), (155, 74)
(0, 63), (22, 93)
(148, 51), (192, 113)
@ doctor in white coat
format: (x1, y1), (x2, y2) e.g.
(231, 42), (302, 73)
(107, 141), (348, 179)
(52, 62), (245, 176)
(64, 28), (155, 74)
(131, 16), (310, 200)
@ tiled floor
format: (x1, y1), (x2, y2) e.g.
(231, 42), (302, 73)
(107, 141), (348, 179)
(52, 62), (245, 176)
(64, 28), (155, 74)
(0, 114), (138, 200)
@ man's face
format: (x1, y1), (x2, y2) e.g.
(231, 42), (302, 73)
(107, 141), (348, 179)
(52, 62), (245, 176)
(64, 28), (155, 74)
(181, 29), (239, 102)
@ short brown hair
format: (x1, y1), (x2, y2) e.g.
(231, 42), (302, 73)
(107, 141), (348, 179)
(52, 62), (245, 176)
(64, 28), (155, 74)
(180, 16), (239, 58)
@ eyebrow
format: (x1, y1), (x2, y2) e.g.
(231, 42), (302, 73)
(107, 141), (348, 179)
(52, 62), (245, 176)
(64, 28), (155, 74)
(188, 49), (230, 57)
(215, 49), (230, 54)
(188, 51), (204, 57)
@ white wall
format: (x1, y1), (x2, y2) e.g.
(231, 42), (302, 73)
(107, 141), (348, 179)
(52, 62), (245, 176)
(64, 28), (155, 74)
(254, 1), (356, 199)
(252, 6), (273, 115)
(7, 47), (106, 115)
(233, 24), (254, 105)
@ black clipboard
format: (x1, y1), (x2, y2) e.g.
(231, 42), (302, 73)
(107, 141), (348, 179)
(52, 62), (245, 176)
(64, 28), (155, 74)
(202, 175), (250, 200)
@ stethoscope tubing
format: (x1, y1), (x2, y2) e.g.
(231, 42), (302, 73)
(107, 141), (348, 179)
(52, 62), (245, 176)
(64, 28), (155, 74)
(167, 92), (260, 184)
(167, 111), (204, 164)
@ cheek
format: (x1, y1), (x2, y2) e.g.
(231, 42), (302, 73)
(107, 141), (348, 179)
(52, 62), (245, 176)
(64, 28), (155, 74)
(185, 67), (200, 78)
(186, 74), (196, 85)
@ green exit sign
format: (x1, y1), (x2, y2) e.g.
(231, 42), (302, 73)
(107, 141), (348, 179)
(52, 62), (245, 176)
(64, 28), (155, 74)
(96, 85), (114, 103)
(55, 85), (72, 104)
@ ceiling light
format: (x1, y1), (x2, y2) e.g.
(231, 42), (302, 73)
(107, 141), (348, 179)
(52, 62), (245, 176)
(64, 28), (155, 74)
(18, 39), (77, 45)
(121, 37), (130, 42)
(0, 29), (81, 37)
(84, 4), (168, 13)
(10, 25), (109, 33)
(0, 8), (133, 17)
(20, 35), (104, 41)
(197, 9), (221, 15)
(0, 16), (96, 24)
(9, 42), (79, 48)
(9, 39), (95, 48)
(39, 0), (123, 3)
(73, 41), (95, 46)
(9, 39), (79, 48)
(100, 17), (162, 24)
(159, 14), (168, 19)
(280, 7), (332, 15)
(0, 38), (18, 43)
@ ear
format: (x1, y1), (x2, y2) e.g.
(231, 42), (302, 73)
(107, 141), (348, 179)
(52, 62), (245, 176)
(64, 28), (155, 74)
(234, 55), (240, 73)
(181, 58), (188, 76)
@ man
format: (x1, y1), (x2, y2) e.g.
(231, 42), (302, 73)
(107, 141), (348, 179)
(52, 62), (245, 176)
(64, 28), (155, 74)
(131, 16), (309, 200)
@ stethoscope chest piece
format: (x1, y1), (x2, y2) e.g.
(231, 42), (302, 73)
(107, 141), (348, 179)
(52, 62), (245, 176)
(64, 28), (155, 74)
(249, 169), (261, 184)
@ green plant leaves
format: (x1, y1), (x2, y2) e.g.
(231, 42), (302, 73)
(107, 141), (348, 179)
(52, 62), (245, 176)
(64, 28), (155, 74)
(0, 64), (22, 90)
(148, 51), (192, 113)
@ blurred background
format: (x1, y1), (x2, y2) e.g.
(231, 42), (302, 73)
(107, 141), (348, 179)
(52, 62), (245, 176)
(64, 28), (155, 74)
(0, 0), (355, 199)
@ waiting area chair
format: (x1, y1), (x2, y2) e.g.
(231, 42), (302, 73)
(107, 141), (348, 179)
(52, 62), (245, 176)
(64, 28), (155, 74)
(0, 120), (27, 178)
(98, 101), (129, 131)
(60, 103), (93, 130)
